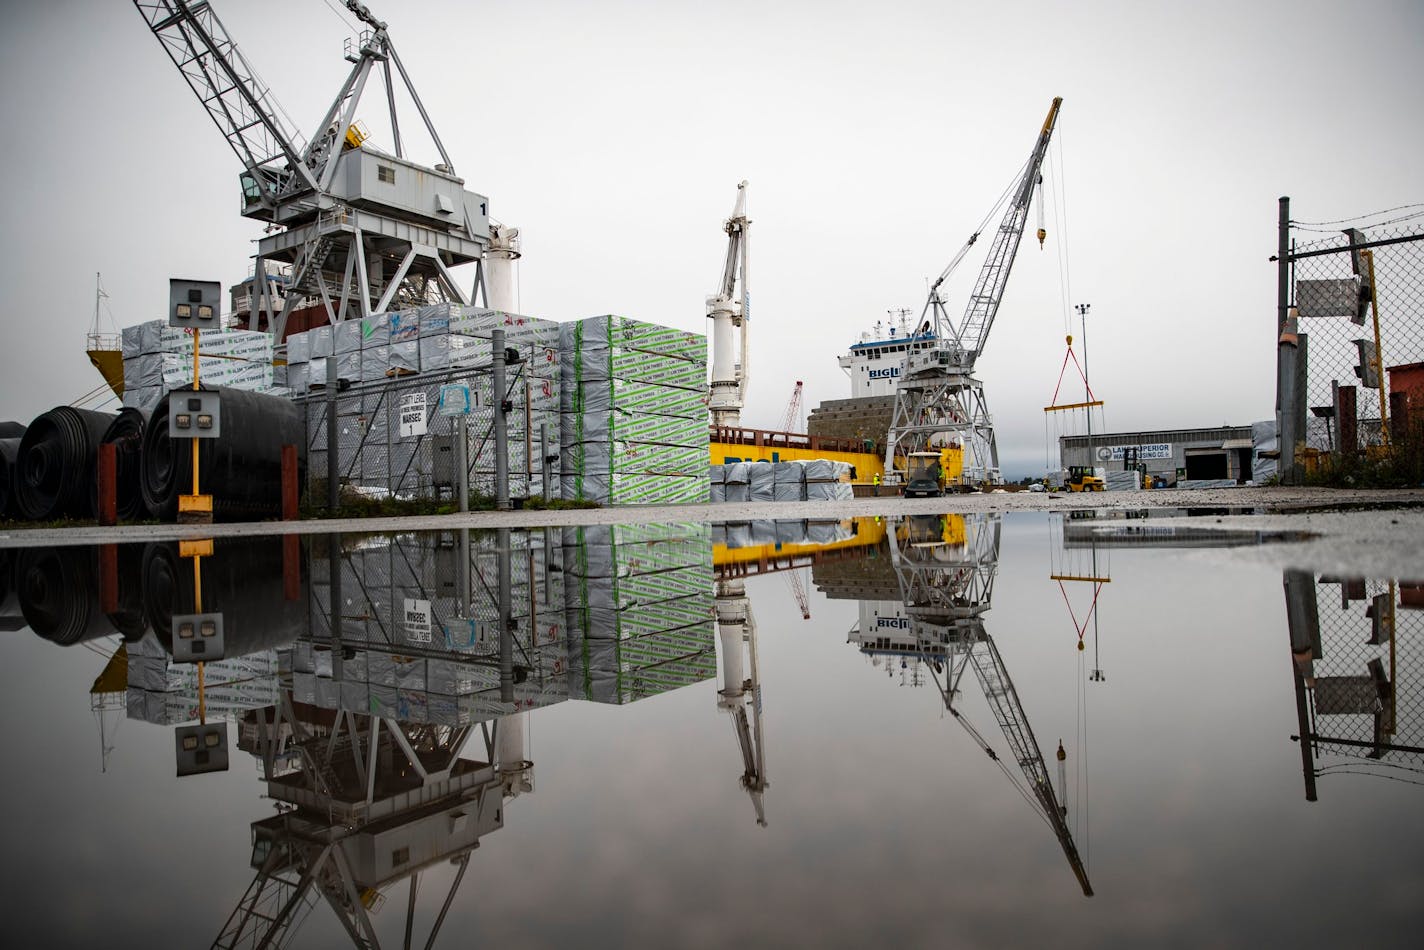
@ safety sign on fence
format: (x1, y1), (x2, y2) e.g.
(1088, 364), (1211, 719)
(403, 598), (433, 644)
(399, 392), (428, 438)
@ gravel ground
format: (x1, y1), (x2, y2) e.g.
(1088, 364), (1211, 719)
(2, 486), (1421, 554)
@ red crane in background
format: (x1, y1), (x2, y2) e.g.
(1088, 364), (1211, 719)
(779, 381), (804, 434)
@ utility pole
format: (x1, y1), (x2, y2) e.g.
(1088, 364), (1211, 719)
(1076, 303), (1092, 474)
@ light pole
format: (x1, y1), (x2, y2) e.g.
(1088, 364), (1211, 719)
(1076, 303), (1092, 474)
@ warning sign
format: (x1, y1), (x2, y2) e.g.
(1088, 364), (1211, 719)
(403, 598), (432, 643)
(399, 392), (427, 438)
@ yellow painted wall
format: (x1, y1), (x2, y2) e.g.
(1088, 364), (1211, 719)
(709, 441), (884, 481)
(712, 517), (886, 567)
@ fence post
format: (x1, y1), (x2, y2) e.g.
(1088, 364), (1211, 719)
(1276, 196), (1300, 484)
(96, 442), (117, 526)
(1389, 390), (1409, 447)
(493, 328), (510, 510)
(281, 444), (298, 520)
(1336, 384), (1358, 454)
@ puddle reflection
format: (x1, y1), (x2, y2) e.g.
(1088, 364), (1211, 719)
(1, 509), (1419, 946)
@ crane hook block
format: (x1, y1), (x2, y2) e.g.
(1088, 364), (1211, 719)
(1037, 227), (1047, 249)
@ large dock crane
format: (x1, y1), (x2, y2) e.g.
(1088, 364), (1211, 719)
(707, 182), (751, 427)
(887, 512), (1093, 896)
(884, 98), (1063, 485)
(133, 0), (492, 341)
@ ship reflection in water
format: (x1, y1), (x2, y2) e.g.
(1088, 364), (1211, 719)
(1, 509), (1420, 947)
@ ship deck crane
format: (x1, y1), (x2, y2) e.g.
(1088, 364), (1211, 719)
(884, 98), (1063, 485)
(134, 0), (492, 342)
(778, 380), (804, 434)
(708, 182), (751, 428)
(715, 571), (769, 826)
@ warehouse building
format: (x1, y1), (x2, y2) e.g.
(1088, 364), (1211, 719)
(1060, 424), (1273, 487)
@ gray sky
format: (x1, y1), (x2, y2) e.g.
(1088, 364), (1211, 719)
(2, 0), (1421, 477)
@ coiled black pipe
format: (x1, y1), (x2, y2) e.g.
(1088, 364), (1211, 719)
(0, 436), (23, 519)
(142, 536), (307, 657)
(141, 387), (305, 522)
(90, 408), (150, 522)
(15, 407), (116, 521)
(16, 547), (117, 646)
(0, 421), (26, 439)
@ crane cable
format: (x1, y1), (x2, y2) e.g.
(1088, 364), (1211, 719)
(1046, 126), (1073, 336)
(932, 159), (1031, 293)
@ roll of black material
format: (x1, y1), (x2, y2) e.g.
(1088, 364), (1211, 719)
(0, 547), (25, 632)
(0, 437), (23, 520)
(15, 407), (117, 521)
(142, 536), (307, 657)
(16, 547), (117, 646)
(140, 387), (305, 522)
(90, 408), (150, 522)
(106, 544), (151, 642)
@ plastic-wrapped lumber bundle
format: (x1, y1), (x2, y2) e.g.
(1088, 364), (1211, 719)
(806, 520), (855, 545)
(140, 387), (305, 522)
(723, 462), (750, 502)
(126, 629), (281, 725)
(804, 459), (854, 501)
(562, 522), (714, 705)
(560, 315), (709, 505)
(121, 320), (274, 411)
(747, 520), (778, 545)
(773, 461), (805, 502)
(774, 519), (809, 545)
(709, 464), (725, 503)
(1104, 470), (1141, 491)
(14, 407), (116, 521)
(747, 461), (775, 502)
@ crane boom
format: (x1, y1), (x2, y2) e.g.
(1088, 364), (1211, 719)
(967, 633), (1093, 897)
(954, 97), (1062, 358)
(134, 0), (318, 210)
(708, 181), (751, 427)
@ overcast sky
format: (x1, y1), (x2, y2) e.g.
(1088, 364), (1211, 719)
(1, 0), (1421, 477)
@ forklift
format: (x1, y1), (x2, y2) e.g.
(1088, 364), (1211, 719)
(1066, 465), (1104, 492)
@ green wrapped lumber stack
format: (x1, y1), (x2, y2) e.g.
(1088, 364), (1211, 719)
(559, 315), (709, 505)
(562, 523), (716, 704)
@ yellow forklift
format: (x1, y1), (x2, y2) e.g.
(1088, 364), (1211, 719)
(1065, 465), (1104, 492)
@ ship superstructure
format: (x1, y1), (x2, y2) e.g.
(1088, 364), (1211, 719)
(838, 315), (939, 399)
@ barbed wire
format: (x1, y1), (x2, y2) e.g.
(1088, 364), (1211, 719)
(1291, 203), (1424, 232)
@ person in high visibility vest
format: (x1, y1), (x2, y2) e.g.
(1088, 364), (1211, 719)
(873, 472), (881, 487)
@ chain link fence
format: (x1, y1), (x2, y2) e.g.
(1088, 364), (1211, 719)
(295, 352), (558, 509)
(1287, 571), (1424, 786)
(1280, 210), (1424, 477)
